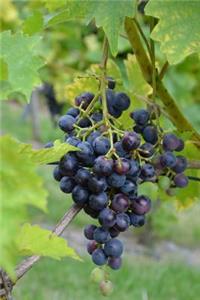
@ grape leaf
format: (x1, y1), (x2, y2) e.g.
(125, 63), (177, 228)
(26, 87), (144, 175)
(17, 224), (81, 261)
(42, 0), (67, 11)
(0, 135), (47, 277)
(47, 0), (136, 56)
(22, 11), (44, 35)
(145, 0), (200, 64)
(0, 31), (44, 101)
(19, 140), (78, 164)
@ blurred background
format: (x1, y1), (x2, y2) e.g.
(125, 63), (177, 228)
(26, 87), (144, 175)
(1, 1), (200, 299)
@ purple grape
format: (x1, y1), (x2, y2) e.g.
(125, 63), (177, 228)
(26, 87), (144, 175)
(139, 143), (154, 158)
(162, 133), (180, 151)
(131, 195), (151, 215)
(98, 208), (116, 228)
(72, 185), (89, 204)
(160, 151), (177, 168)
(176, 139), (185, 151)
(84, 205), (99, 219)
(88, 176), (107, 194)
(87, 240), (98, 255)
(114, 92), (130, 111)
(107, 76), (116, 89)
(109, 227), (120, 238)
(115, 213), (130, 232)
(77, 117), (92, 128)
(108, 256), (122, 270)
(92, 248), (107, 266)
(74, 168), (91, 186)
(66, 136), (81, 146)
(111, 193), (129, 213)
(76, 141), (94, 161)
(59, 153), (79, 176)
(66, 107), (80, 117)
(93, 137), (110, 155)
(89, 193), (108, 211)
(60, 176), (75, 193)
(128, 160), (140, 177)
(130, 109), (150, 125)
(140, 163), (155, 179)
(93, 156), (113, 176)
(91, 112), (103, 122)
(174, 173), (188, 188)
(93, 227), (111, 243)
(53, 166), (63, 181)
(58, 115), (75, 132)
(104, 238), (123, 257)
(107, 173), (126, 188)
(172, 156), (187, 173)
(84, 224), (97, 240)
(129, 213), (145, 227)
(114, 141), (130, 158)
(114, 158), (130, 175)
(87, 131), (101, 144)
(120, 180), (137, 195)
(142, 125), (158, 145)
(122, 132), (141, 151)
(75, 92), (94, 109)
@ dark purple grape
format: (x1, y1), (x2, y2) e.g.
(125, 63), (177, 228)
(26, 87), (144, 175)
(162, 133), (180, 151)
(115, 213), (130, 232)
(66, 136), (81, 146)
(84, 205), (99, 219)
(120, 180), (137, 195)
(98, 208), (116, 228)
(114, 141), (129, 158)
(77, 117), (92, 128)
(87, 131), (101, 144)
(76, 141), (94, 161)
(174, 173), (188, 188)
(139, 143), (154, 158)
(108, 256), (122, 270)
(114, 158), (130, 175)
(59, 153), (79, 176)
(60, 176), (75, 193)
(53, 166), (63, 181)
(111, 193), (129, 212)
(109, 227), (120, 238)
(66, 107), (80, 117)
(93, 137), (110, 155)
(92, 249), (107, 266)
(133, 124), (144, 134)
(128, 160), (140, 177)
(176, 139), (185, 151)
(93, 156), (113, 176)
(172, 156), (187, 173)
(58, 115), (76, 132)
(122, 132), (141, 151)
(114, 92), (130, 111)
(107, 77), (116, 89)
(87, 240), (98, 255)
(131, 195), (151, 215)
(91, 112), (103, 122)
(89, 193), (108, 211)
(72, 185), (89, 204)
(93, 227), (111, 243)
(130, 109), (150, 125)
(140, 163), (155, 179)
(74, 168), (91, 186)
(84, 224), (97, 240)
(160, 151), (177, 168)
(104, 238), (123, 257)
(88, 176), (107, 194)
(129, 213), (145, 227)
(106, 89), (122, 118)
(107, 173), (126, 188)
(142, 125), (158, 145)
(75, 92), (94, 109)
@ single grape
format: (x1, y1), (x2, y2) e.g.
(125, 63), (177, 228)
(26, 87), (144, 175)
(142, 125), (158, 145)
(115, 213), (130, 232)
(87, 131), (101, 144)
(93, 156), (113, 176)
(53, 166), (63, 181)
(93, 227), (111, 243)
(89, 193), (108, 211)
(76, 141), (94, 161)
(171, 156), (187, 173)
(66, 107), (80, 117)
(60, 176), (75, 193)
(104, 238), (123, 257)
(87, 240), (98, 255)
(129, 213), (145, 227)
(176, 139), (185, 151)
(91, 112), (103, 123)
(122, 132), (141, 151)
(99, 280), (113, 296)
(174, 173), (188, 188)
(114, 92), (130, 111)
(58, 115), (75, 132)
(114, 141), (130, 158)
(98, 208), (116, 228)
(160, 151), (177, 168)
(111, 193), (129, 213)
(92, 249), (107, 266)
(107, 173), (126, 188)
(66, 136), (81, 146)
(88, 176), (107, 194)
(72, 185), (89, 204)
(130, 109), (150, 125)
(108, 256), (122, 270)
(128, 159), (140, 177)
(114, 158), (130, 175)
(158, 176), (171, 190)
(140, 163), (155, 179)
(90, 267), (105, 283)
(162, 133), (179, 151)
(106, 89), (122, 118)
(84, 224), (97, 240)
(133, 124), (144, 134)
(109, 227), (120, 238)
(77, 117), (92, 128)
(131, 195), (151, 215)
(107, 76), (116, 89)
(84, 205), (99, 219)
(139, 143), (154, 158)
(93, 137), (110, 155)
(74, 168), (91, 186)
(120, 180), (137, 195)
(75, 92), (94, 109)
(59, 153), (79, 176)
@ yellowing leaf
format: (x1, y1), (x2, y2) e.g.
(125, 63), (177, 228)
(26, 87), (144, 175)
(17, 224), (81, 261)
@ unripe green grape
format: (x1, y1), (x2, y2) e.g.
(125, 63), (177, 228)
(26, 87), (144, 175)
(158, 176), (171, 190)
(99, 280), (113, 296)
(90, 267), (105, 283)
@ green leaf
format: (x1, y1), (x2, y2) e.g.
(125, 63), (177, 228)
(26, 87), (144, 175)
(138, 182), (158, 201)
(17, 224), (81, 261)
(42, 0), (67, 11)
(20, 140), (78, 165)
(22, 11), (44, 35)
(0, 31), (44, 101)
(145, 0), (200, 64)
(47, 0), (136, 56)
(0, 135), (48, 277)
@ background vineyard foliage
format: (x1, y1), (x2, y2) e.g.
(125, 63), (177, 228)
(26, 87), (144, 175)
(0, 0), (200, 299)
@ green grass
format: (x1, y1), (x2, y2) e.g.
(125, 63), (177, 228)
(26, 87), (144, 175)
(13, 256), (200, 300)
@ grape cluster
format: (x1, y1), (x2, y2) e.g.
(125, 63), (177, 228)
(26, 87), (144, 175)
(51, 77), (188, 273)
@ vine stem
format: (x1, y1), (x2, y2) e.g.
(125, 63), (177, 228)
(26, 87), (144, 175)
(0, 204), (83, 297)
